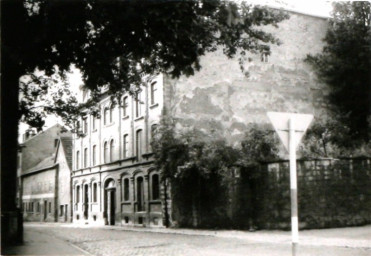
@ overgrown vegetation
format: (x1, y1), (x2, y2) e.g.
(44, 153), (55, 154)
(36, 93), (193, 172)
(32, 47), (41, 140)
(306, 2), (371, 143)
(152, 114), (371, 229)
(152, 114), (279, 228)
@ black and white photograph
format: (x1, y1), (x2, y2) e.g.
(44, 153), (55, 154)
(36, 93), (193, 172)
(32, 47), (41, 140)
(1, 0), (370, 255)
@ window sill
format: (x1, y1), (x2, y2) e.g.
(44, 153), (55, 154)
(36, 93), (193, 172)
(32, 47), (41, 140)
(104, 122), (115, 128)
(134, 116), (144, 122)
(92, 129), (97, 133)
(149, 103), (159, 109)
(122, 115), (130, 120)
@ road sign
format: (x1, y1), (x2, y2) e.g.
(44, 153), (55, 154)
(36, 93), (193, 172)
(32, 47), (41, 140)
(267, 112), (313, 152)
(267, 112), (313, 256)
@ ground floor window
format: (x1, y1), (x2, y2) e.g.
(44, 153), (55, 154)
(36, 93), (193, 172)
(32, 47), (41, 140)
(136, 176), (144, 211)
(60, 205), (64, 216)
(93, 183), (97, 202)
(151, 174), (160, 200)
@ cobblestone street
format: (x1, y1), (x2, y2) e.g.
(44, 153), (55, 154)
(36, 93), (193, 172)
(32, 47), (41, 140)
(5, 223), (370, 256)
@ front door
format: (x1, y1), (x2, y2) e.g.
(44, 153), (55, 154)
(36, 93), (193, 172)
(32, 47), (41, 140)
(106, 189), (115, 225)
(84, 184), (89, 220)
(64, 205), (68, 222)
(44, 200), (47, 221)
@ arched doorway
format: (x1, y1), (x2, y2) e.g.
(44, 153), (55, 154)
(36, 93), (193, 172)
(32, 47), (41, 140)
(104, 179), (116, 225)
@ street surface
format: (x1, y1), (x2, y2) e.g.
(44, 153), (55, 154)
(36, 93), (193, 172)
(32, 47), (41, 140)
(3, 223), (371, 256)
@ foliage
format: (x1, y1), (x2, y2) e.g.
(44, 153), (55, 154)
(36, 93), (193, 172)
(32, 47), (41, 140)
(239, 123), (280, 166)
(306, 2), (371, 142)
(299, 113), (371, 158)
(151, 112), (239, 227)
(3, 0), (288, 130)
(299, 114), (352, 158)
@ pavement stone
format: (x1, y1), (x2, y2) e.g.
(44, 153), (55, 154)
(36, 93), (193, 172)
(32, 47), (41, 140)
(22, 223), (371, 256)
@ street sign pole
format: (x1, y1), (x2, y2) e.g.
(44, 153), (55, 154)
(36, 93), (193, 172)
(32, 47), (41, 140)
(267, 112), (313, 256)
(289, 118), (298, 256)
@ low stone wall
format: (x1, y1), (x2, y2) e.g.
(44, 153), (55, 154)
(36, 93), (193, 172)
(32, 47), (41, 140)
(171, 157), (371, 230)
(252, 157), (371, 229)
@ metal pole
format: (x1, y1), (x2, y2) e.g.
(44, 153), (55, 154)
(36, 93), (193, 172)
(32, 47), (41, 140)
(289, 118), (298, 256)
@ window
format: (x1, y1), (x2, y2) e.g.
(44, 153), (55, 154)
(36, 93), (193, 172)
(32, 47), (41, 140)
(152, 174), (160, 200)
(54, 139), (58, 148)
(49, 202), (51, 213)
(76, 121), (81, 132)
(135, 91), (142, 118)
(76, 186), (80, 203)
(37, 202), (40, 212)
(104, 107), (109, 125)
(104, 141), (109, 163)
(60, 205), (64, 216)
(123, 178), (129, 201)
(83, 117), (88, 134)
(92, 145), (97, 166)
(93, 183), (97, 202)
(76, 151), (80, 169)
(84, 148), (88, 168)
(136, 176), (144, 211)
(123, 96), (129, 117)
(150, 81), (157, 105)
(109, 105), (114, 123)
(92, 116), (96, 131)
(31, 202), (34, 212)
(110, 140), (114, 162)
(123, 134), (129, 158)
(136, 130), (142, 158)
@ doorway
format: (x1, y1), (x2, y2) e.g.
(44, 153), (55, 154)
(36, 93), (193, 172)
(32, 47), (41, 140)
(84, 184), (89, 220)
(104, 179), (116, 225)
(44, 200), (47, 221)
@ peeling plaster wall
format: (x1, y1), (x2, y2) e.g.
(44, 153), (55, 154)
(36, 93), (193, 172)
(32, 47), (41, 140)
(165, 12), (329, 145)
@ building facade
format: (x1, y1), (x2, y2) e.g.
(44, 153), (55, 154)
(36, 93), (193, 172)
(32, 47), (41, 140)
(72, 75), (164, 226)
(21, 134), (73, 222)
(18, 124), (67, 209)
(72, 11), (330, 227)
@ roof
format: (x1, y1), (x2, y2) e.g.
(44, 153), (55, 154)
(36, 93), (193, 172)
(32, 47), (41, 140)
(22, 155), (57, 176)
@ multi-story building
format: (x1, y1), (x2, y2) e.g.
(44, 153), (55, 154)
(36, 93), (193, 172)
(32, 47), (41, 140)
(72, 10), (330, 227)
(72, 75), (164, 226)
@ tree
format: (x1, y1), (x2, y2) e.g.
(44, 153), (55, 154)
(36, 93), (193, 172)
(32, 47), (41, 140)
(151, 114), (239, 227)
(2, 0), (287, 244)
(5, 0), (288, 129)
(306, 2), (371, 142)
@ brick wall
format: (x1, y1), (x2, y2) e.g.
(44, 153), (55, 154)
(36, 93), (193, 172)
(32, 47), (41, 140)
(244, 158), (371, 230)
(164, 11), (330, 146)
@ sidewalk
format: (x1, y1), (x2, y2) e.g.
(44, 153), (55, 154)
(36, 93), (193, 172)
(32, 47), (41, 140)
(26, 222), (371, 249)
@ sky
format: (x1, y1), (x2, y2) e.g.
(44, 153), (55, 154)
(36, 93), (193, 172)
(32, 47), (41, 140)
(253, 0), (333, 17)
(18, 0), (335, 141)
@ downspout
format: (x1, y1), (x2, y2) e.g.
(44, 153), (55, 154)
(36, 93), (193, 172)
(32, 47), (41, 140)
(54, 164), (59, 222)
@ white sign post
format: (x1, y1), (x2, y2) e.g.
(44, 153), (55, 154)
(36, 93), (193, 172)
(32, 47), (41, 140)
(267, 112), (313, 256)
